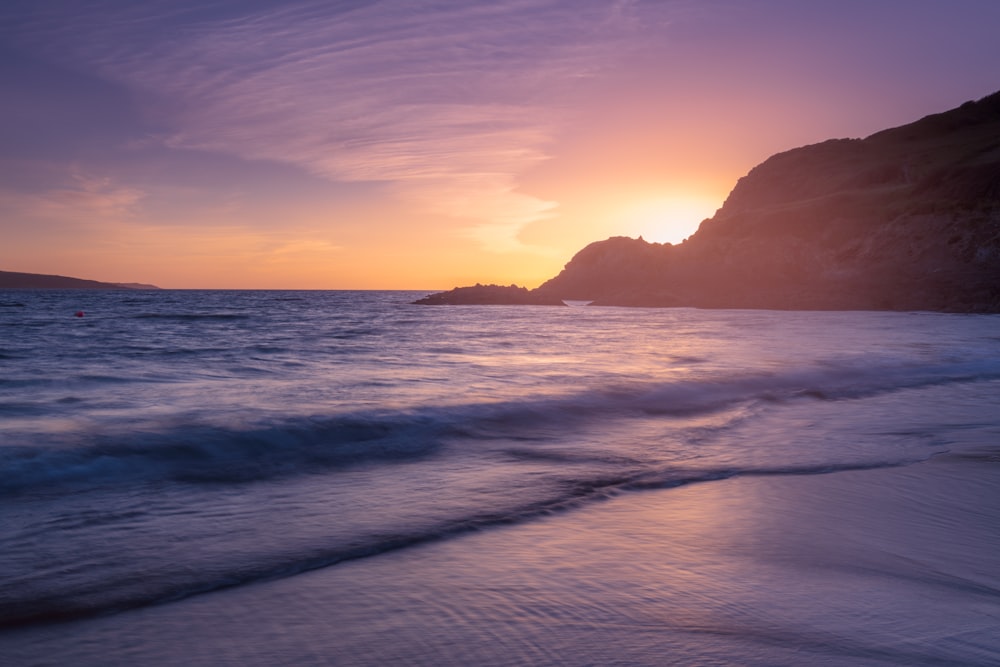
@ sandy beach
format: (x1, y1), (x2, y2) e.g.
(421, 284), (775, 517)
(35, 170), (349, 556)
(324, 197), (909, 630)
(4, 449), (999, 667)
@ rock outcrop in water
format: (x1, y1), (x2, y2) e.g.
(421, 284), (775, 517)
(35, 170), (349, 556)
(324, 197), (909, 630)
(0, 270), (159, 290)
(417, 91), (1000, 312)
(413, 283), (560, 305)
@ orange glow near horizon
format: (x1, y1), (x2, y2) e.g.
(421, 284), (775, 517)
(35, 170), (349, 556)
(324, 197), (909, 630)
(617, 196), (721, 245)
(3, 2), (998, 289)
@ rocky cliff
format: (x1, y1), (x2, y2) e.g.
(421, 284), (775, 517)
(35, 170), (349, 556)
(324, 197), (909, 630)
(418, 91), (1000, 312)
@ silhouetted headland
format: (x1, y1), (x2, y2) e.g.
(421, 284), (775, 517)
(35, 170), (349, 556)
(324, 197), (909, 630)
(0, 270), (159, 290)
(417, 91), (1000, 312)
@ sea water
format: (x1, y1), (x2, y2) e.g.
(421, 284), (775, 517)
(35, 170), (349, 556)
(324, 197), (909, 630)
(1, 290), (999, 664)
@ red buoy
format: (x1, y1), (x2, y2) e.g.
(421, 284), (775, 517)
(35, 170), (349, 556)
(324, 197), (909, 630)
(75, 311), (85, 317)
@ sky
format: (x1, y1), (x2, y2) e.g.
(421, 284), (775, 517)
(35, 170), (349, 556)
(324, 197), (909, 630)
(2, 1), (999, 289)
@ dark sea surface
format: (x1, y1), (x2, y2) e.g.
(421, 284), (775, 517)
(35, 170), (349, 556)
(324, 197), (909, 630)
(2, 290), (999, 665)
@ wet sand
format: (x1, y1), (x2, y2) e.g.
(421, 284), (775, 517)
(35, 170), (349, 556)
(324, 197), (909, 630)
(4, 452), (1000, 666)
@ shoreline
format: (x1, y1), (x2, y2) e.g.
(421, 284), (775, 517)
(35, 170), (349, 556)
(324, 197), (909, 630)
(4, 451), (999, 666)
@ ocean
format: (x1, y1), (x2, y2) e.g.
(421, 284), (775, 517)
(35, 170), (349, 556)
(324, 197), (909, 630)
(2, 289), (999, 666)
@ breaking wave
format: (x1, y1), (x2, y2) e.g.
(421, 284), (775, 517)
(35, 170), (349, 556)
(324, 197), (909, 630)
(1, 358), (994, 497)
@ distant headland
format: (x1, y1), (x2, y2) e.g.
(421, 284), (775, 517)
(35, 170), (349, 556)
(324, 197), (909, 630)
(0, 270), (159, 290)
(417, 91), (1000, 312)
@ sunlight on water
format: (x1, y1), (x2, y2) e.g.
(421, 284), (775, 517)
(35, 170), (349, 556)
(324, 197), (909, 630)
(1, 290), (999, 665)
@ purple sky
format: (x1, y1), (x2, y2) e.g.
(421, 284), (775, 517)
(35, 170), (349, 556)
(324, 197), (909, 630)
(2, 0), (999, 288)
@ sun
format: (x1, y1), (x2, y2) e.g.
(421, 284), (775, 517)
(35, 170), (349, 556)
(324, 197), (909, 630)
(620, 196), (719, 245)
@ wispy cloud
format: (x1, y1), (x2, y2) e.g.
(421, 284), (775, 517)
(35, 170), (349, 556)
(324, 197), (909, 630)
(0, 168), (145, 222)
(6, 0), (653, 250)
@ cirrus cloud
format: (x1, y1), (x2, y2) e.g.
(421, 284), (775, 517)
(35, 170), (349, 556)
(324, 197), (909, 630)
(6, 0), (658, 250)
